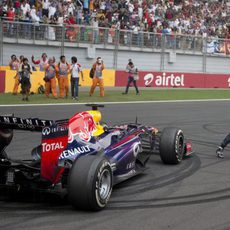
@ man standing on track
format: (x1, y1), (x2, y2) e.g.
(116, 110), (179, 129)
(70, 56), (84, 100)
(9, 54), (20, 95)
(89, 57), (105, 97)
(56, 55), (70, 98)
(31, 53), (48, 71)
(20, 58), (32, 101)
(122, 61), (140, 95)
(44, 57), (57, 99)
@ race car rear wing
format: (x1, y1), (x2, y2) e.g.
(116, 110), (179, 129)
(0, 115), (54, 132)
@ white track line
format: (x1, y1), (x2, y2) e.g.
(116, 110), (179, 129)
(1, 99), (230, 107)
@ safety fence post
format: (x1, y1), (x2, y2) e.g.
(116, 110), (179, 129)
(61, 25), (65, 56)
(113, 29), (119, 70)
(203, 37), (207, 73)
(160, 34), (166, 71)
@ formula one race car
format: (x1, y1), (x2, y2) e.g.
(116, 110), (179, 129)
(0, 104), (192, 211)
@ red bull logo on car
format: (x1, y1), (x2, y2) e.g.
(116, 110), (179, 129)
(68, 111), (96, 143)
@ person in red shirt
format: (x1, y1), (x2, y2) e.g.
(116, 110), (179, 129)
(7, 7), (15, 21)
(67, 13), (76, 25)
(65, 14), (77, 42)
(6, 7), (15, 36)
(14, 1), (21, 16)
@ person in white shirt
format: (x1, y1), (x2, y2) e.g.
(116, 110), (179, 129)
(48, 3), (56, 19)
(21, 1), (31, 16)
(67, 2), (75, 16)
(42, 0), (50, 17)
(30, 5), (40, 23)
(70, 56), (84, 100)
(92, 17), (99, 43)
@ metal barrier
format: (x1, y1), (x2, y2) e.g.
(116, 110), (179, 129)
(0, 20), (198, 51)
(1, 19), (230, 71)
(1, 19), (230, 55)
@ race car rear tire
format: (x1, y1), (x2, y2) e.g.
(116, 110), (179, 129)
(68, 155), (113, 211)
(159, 127), (184, 164)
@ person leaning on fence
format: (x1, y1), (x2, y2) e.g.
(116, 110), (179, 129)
(20, 58), (32, 101)
(9, 54), (20, 95)
(31, 53), (48, 71)
(122, 61), (140, 95)
(70, 56), (84, 101)
(44, 57), (57, 99)
(89, 57), (105, 97)
(56, 55), (70, 98)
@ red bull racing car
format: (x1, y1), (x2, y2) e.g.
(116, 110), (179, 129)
(0, 104), (192, 211)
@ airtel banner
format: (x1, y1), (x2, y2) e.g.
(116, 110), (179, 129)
(115, 71), (230, 88)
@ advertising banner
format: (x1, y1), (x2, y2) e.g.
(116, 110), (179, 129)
(115, 71), (230, 88)
(0, 71), (5, 93)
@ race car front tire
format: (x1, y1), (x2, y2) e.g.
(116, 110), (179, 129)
(159, 127), (184, 164)
(68, 155), (113, 211)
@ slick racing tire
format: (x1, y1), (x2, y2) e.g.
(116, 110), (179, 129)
(68, 155), (113, 211)
(159, 127), (184, 164)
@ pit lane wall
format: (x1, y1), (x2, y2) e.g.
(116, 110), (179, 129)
(0, 68), (230, 93)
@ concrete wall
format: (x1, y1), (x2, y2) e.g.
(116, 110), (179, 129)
(2, 42), (230, 74)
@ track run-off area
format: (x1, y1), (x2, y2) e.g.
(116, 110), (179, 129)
(1, 100), (230, 230)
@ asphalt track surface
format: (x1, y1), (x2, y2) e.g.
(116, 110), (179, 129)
(1, 101), (230, 230)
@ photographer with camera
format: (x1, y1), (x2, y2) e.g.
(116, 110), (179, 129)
(122, 60), (140, 95)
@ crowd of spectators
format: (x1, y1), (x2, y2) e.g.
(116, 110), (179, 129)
(0, 0), (230, 40)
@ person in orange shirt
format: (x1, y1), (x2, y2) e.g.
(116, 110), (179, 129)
(44, 57), (57, 99)
(56, 55), (70, 98)
(89, 0), (94, 11)
(9, 54), (20, 95)
(89, 57), (105, 97)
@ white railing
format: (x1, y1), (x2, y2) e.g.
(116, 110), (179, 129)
(1, 18), (230, 55)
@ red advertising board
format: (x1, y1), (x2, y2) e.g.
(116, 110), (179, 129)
(0, 71), (5, 93)
(115, 71), (230, 88)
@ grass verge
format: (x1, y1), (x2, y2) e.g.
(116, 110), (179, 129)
(0, 89), (230, 105)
